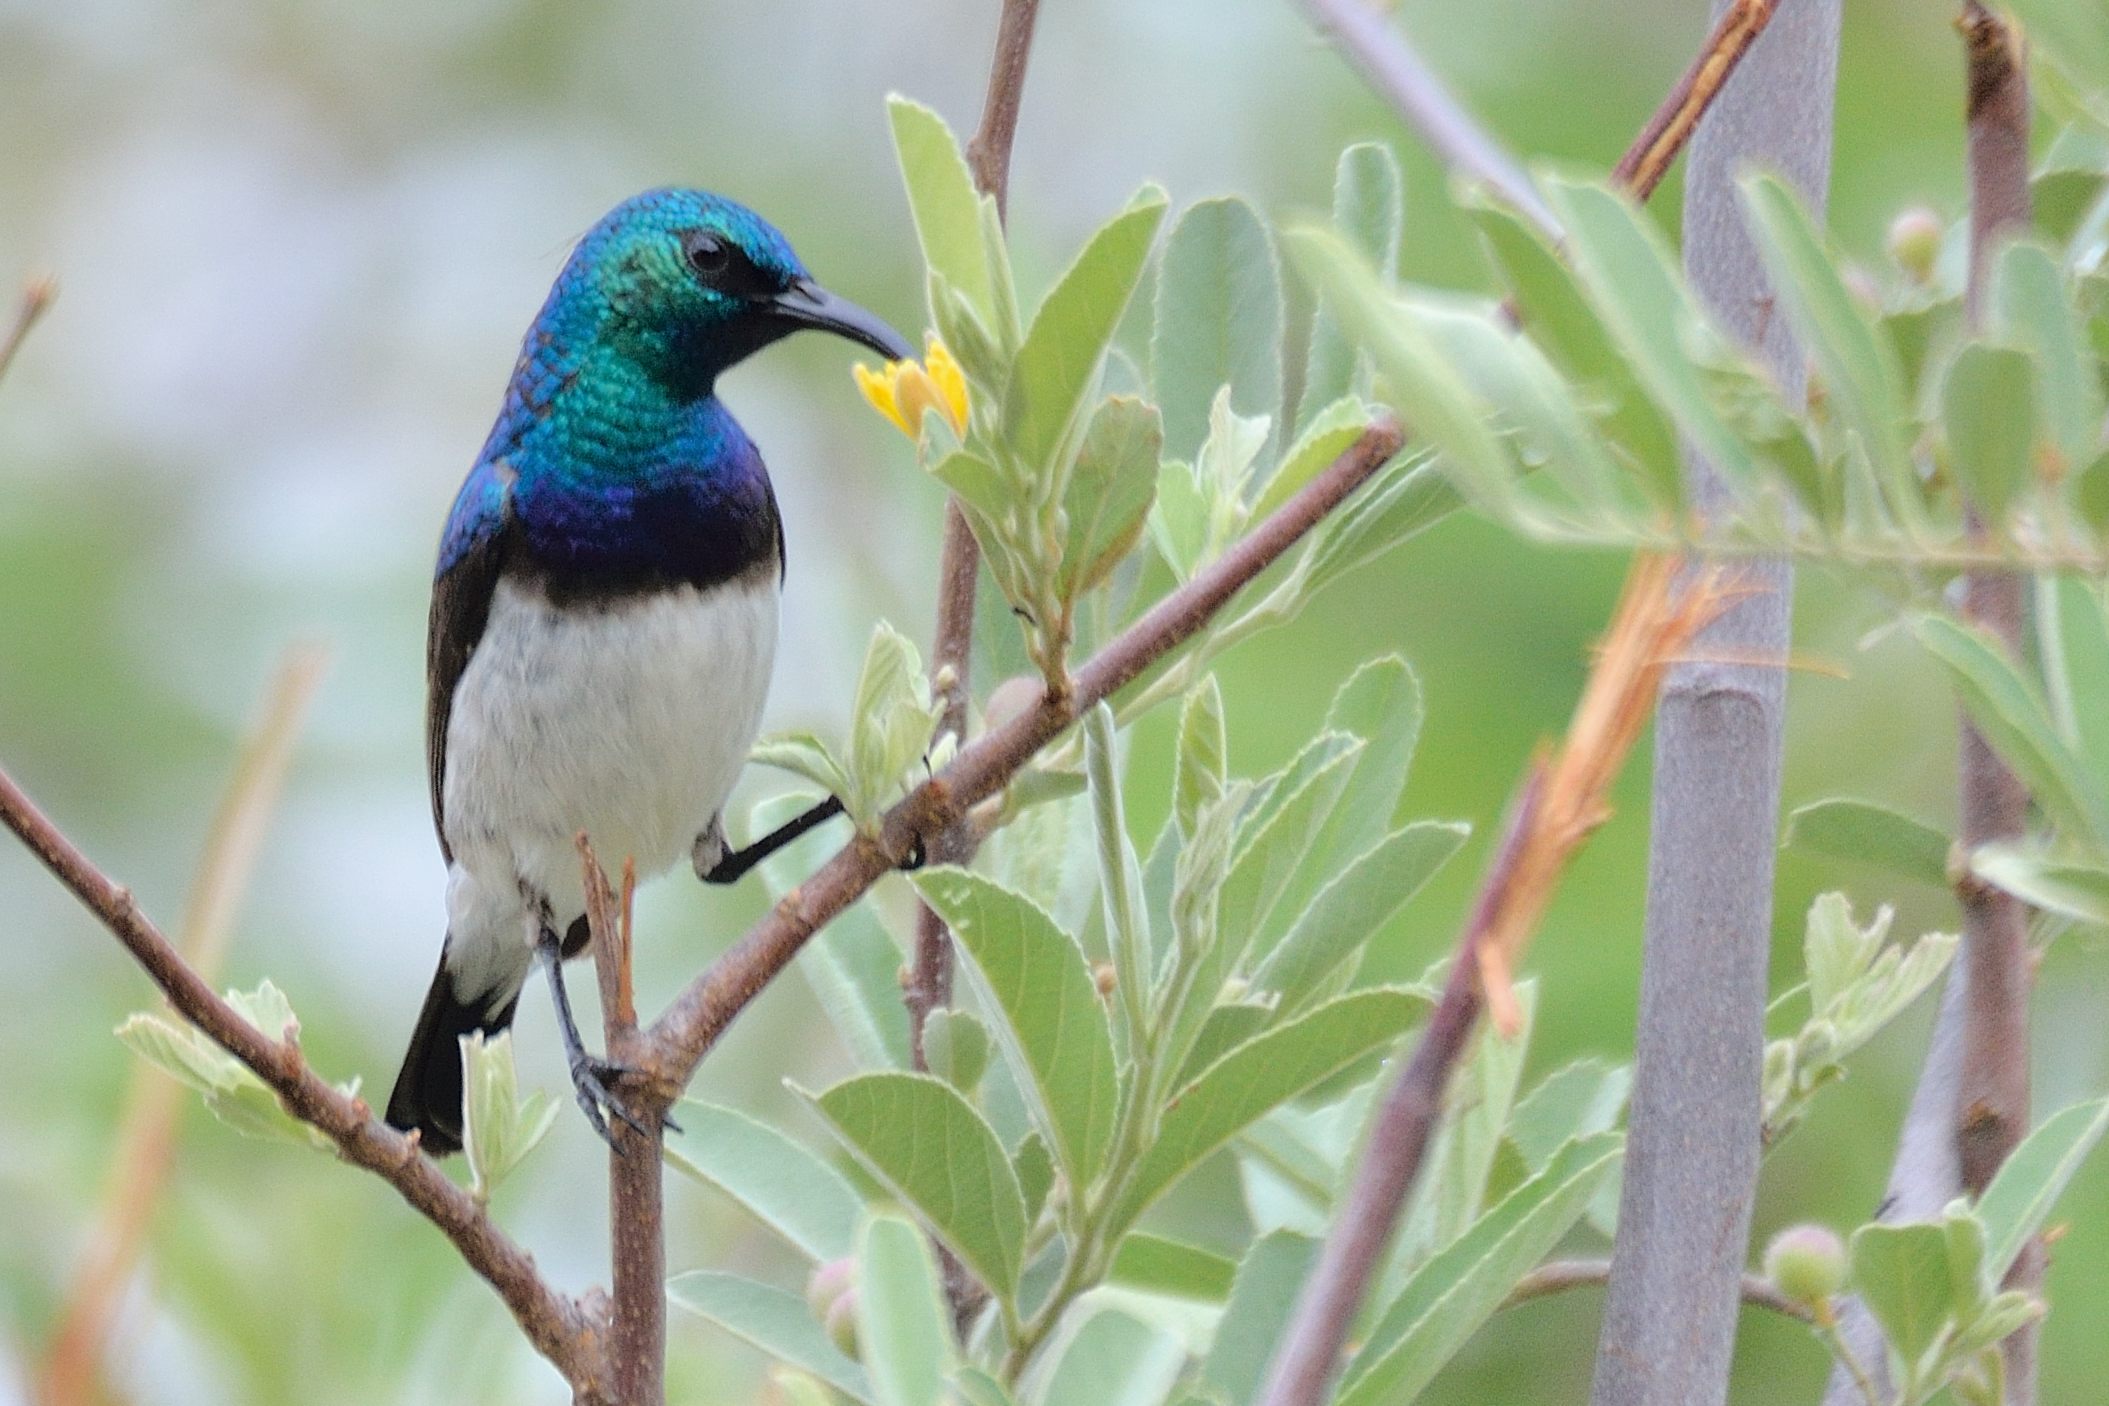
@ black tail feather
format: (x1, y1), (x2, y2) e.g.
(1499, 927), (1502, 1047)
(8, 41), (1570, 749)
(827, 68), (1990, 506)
(385, 947), (520, 1157)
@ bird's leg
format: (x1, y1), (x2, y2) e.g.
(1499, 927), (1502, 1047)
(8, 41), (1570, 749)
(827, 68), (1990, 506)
(531, 910), (655, 1150)
(699, 795), (847, 885)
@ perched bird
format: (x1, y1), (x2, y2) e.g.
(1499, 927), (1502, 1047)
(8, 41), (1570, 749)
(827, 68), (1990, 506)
(384, 188), (910, 1153)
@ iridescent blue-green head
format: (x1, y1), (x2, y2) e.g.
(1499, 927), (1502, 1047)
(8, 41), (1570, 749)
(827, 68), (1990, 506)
(534, 186), (911, 398)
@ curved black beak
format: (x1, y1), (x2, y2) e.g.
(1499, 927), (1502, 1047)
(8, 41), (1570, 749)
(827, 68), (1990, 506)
(771, 279), (914, 362)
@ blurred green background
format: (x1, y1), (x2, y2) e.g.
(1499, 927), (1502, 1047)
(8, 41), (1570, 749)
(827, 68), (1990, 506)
(3, 0), (2105, 1401)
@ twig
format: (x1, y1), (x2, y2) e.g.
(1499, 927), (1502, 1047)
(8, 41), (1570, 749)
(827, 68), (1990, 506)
(641, 421), (1403, 1087)
(1256, 557), (1727, 1406)
(907, 0), (1044, 1078)
(1955, 5), (2038, 1399)
(0, 768), (614, 1402)
(37, 647), (326, 1406)
(583, 843), (663, 1406)
(1590, 3), (1837, 1403)
(1612, 0), (1784, 200)
(1505, 1258), (1812, 1323)
(1291, 0), (1559, 240)
(0, 275), (54, 384)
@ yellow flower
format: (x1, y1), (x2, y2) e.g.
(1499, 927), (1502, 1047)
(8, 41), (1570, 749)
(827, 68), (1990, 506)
(854, 334), (969, 439)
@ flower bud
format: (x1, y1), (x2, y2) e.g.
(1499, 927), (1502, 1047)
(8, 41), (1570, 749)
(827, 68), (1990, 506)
(1763, 1223), (1846, 1307)
(805, 1257), (856, 1322)
(824, 1289), (860, 1358)
(1887, 206), (1943, 284)
(1093, 961), (1118, 998)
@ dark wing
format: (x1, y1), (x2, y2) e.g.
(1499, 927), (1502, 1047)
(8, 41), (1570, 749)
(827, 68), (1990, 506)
(426, 513), (511, 863)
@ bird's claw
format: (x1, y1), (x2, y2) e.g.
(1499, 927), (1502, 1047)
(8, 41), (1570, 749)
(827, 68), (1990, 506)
(565, 1053), (673, 1151)
(899, 833), (927, 872)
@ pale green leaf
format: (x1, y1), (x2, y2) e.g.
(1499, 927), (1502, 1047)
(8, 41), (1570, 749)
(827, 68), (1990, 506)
(807, 1073), (1028, 1299)
(1108, 987), (1431, 1235)
(912, 868), (1120, 1184)
(1993, 241), (2104, 471)
(1154, 196), (1285, 464)
(1108, 1234), (1238, 1302)
(1061, 397), (1162, 600)
(1850, 1221), (1957, 1374)
(664, 1100), (862, 1263)
(1008, 193), (1169, 474)
(1783, 798), (1951, 888)
(667, 1271), (872, 1404)
(1971, 842), (2109, 926)
(1201, 1232), (1319, 1406)
(1916, 613), (2109, 844)
(1942, 341), (2038, 525)
(1252, 821), (1469, 1012)
(1337, 1133), (1625, 1406)
(1302, 143), (1404, 430)
(1976, 1096), (2109, 1279)
(1032, 1305), (1185, 1406)
(888, 97), (994, 320)
(858, 1214), (957, 1406)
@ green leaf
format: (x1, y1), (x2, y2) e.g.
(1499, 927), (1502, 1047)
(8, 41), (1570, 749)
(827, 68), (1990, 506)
(1337, 1133), (1625, 1406)
(1007, 193), (1169, 474)
(668, 1271), (872, 1404)
(1302, 450), (1460, 593)
(1285, 657), (1431, 918)
(1154, 196), (1285, 465)
(750, 732), (852, 803)
(1032, 1305), (1186, 1406)
(1221, 732), (1365, 953)
(1399, 983), (1537, 1260)
(1252, 821), (1469, 1012)
(1258, 397), (1377, 522)
(1976, 1096), (2109, 1279)
(1150, 458), (1210, 580)
(2038, 577), (2109, 792)
(1507, 1059), (1631, 1171)
(460, 1029), (558, 1204)
(955, 1369), (1020, 1406)
(858, 1214), (957, 1406)
(116, 980), (345, 1152)
(1850, 1220), (1957, 1376)
(1108, 1234), (1238, 1302)
(664, 1101), (863, 1264)
(807, 1073), (1028, 1300)
(847, 623), (941, 830)
(1467, 198), (1681, 511)
(923, 1008), (994, 1095)
(1173, 677), (1228, 838)
(1541, 177), (1761, 496)
(888, 97), (994, 321)
(1993, 242), (2104, 471)
(1061, 397), (1162, 600)
(1201, 1232), (1319, 1406)
(1970, 842), (2109, 925)
(1942, 341), (2039, 525)
(1287, 227), (1517, 512)
(1087, 702), (1153, 1048)
(1302, 143), (1404, 429)
(911, 868), (1120, 1184)
(1916, 613), (2109, 843)
(1738, 173), (1919, 527)
(1014, 1130), (1055, 1225)
(1783, 798), (1952, 888)
(1109, 987), (1431, 1235)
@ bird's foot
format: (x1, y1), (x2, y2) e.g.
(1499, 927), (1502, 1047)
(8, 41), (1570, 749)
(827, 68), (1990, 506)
(565, 1053), (680, 1152)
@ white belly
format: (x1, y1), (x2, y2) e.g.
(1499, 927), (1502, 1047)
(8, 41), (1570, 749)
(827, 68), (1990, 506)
(439, 572), (778, 1001)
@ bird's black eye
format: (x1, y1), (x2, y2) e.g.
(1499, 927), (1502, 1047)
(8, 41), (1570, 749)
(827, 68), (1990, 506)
(684, 232), (732, 280)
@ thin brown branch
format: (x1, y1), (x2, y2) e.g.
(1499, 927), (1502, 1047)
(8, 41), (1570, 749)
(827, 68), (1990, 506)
(907, 0), (1044, 1078)
(1506, 1258), (1813, 1323)
(583, 843), (663, 1406)
(1612, 0), (1783, 200)
(0, 769), (614, 1401)
(1256, 557), (1728, 1406)
(1293, 0), (1558, 239)
(1956, 5), (2038, 1400)
(0, 275), (55, 385)
(38, 648), (326, 1406)
(641, 420), (1404, 1088)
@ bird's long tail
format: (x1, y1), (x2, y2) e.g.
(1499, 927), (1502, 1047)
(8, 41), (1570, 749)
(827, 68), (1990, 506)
(384, 945), (521, 1156)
